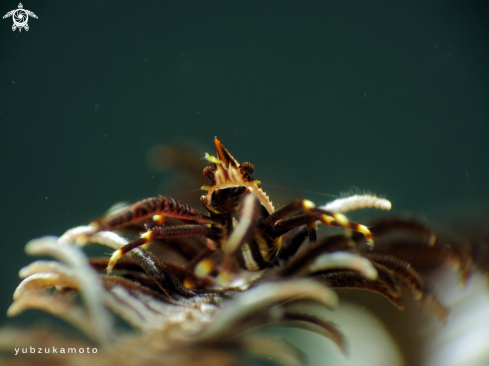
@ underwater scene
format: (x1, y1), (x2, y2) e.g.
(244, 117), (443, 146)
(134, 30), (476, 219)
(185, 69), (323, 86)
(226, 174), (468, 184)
(0, 1), (488, 366)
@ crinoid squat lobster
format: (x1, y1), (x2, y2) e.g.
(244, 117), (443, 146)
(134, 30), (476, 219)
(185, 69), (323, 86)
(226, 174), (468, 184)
(61, 138), (376, 286)
(50, 137), (453, 322)
(8, 137), (458, 362)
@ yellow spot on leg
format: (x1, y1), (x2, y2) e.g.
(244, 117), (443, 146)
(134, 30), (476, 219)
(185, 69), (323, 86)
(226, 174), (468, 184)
(333, 213), (349, 227)
(358, 225), (374, 247)
(319, 214), (334, 225)
(107, 249), (123, 275)
(141, 230), (155, 241)
(302, 200), (316, 211)
(333, 213), (352, 237)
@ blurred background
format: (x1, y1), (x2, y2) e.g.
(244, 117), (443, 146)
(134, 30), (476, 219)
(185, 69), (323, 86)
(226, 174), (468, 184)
(0, 1), (488, 365)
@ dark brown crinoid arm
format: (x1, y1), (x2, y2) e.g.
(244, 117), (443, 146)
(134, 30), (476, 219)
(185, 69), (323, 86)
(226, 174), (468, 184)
(364, 252), (424, 299)
(314, 270), (405, 310)
(367, 216), (436, 245)
(351, 216), (454, 320)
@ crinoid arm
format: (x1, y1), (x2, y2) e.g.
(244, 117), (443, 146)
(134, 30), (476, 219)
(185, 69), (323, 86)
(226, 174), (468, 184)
(315, 271), (405, 310)
(8, 236), (114, 346)
(364, 252), (424, 299)
(61, 229), (205, 302)
(320, 194), (392, 214)
(9, 236), (221, 341)
(367, 216), (436, 245)
(195, 279), (339, 339)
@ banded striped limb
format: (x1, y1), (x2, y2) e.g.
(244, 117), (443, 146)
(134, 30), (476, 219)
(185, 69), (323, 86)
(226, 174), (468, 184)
(88, 231), (207, 302)
(107, 224), (217, 274)
(89, 256), (214, 291)
(67, 196), (220, 276)
(266, 199), (374, 246)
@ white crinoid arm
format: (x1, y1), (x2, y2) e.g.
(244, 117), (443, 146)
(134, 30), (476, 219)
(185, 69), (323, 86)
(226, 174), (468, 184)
(320, 194), (392, 214)
(3, 10), (14, 18)
(8, 236), (114, 346)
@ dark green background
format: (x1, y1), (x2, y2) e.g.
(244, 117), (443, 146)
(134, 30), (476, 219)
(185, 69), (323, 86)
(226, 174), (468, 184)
(0, 0), (488, 330)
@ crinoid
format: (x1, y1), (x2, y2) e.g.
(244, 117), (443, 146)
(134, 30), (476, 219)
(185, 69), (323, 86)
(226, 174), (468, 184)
(6, 138), (470, 365)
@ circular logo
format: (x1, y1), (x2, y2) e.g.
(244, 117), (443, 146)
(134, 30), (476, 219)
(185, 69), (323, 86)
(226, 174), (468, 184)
(12, 9), (28, 28)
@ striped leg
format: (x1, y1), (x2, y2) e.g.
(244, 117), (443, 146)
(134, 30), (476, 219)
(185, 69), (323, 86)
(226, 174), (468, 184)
(266, 200), (374, 246)
(107, 224), (215, 273)
(308, 207), (374, 245)
(90, 256), (214, 291)
(261, 198), (316, 227)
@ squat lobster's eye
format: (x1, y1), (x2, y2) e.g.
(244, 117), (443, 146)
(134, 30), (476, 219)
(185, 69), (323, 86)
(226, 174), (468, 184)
(203, 166), (216, 183)
(239, 162), (254, 180)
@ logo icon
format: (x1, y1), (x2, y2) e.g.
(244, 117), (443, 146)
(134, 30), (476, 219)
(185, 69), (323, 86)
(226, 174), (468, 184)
(3, 3), (38, 32)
